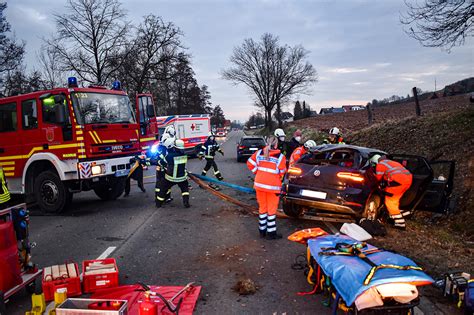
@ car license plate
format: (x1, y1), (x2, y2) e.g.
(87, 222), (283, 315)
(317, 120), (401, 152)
(300, 189), (327, 200)
(250, 148), (258, 151)
(115, 169), (129, 177)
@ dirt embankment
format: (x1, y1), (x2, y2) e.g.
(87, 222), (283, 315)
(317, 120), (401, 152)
(289, 94), (472, 133)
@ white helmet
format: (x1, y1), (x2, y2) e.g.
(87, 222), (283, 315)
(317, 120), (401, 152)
(274, 128), (286, 137)
(162, 137), (175, 149)
(161, 133), (171, 142)
(369, 154), (382, 165)
(175, 139), (185, 150)
(303, 140), (317, 151)
(329, 127), (340, 135)
(164, 125), (176, 137)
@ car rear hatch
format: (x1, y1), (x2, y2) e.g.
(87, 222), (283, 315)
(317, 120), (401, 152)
(239, 139), (265, 155)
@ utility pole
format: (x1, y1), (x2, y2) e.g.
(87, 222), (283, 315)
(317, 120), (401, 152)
(412, 87), (421, 116)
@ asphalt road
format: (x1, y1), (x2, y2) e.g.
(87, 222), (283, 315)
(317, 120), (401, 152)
(8, 130), (330, 314)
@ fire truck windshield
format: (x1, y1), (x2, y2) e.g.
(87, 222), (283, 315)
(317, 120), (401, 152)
(72, 92), (136, 125)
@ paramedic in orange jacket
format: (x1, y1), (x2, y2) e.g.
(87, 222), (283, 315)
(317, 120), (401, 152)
(370, 154), (413, 229)
(247, 136), (287, 240)
(289, 140), (317, 167)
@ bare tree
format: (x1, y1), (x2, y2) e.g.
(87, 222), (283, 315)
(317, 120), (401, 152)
(36, 44), (66, 89)
(46, 0), (130, 84)
(222, 33), (317, 128)
(401, 0), (474, 51)
(0, 2), (25, 81)
(118, 14), (182, 94)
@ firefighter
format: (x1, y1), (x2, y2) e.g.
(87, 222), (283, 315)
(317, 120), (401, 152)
(154, 135), (175, 204)
(199, 132), (224, 181)
(124, 155), (147, 196)
(274, 128), (288, 157)
(289, 140), (317, 167)
(286, 130), (302, 159)
(370, 154), (413, 229)
(323, 127), (345, 144)
(247, 136), (287, 240)
(0, 166), (11, 207)
(156, 139), (190, 208)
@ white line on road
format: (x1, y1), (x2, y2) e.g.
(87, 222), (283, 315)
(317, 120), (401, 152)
(96, 246), (117, 260)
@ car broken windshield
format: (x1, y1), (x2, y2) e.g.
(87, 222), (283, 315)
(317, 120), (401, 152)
(72, 92), (136, 125)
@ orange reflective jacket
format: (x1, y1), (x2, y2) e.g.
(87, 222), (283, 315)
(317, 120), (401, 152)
(375, 159), (412, 185)
(289, 146), (307, 167)
(247, 148), (287, 192)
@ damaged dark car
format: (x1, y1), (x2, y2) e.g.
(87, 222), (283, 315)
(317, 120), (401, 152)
(282, 144), (455, 222)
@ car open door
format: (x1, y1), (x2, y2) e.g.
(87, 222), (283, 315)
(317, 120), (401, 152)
(416, 160), (455, 214)
(389, 154), (434, 213)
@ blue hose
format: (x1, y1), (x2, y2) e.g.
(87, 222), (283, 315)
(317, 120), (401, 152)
(189, 173), (256, 194)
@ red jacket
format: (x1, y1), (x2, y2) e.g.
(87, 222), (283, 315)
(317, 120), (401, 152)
(247, 148), (287, 192)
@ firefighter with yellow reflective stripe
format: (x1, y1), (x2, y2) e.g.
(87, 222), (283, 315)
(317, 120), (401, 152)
(247, 136), (287, 240)
(156, 139), (190, 208)
(370, 154), (413, 229)
(153, 134), (175, 203)
(0, 166), (11, 206)
(198, 132), (224, 181)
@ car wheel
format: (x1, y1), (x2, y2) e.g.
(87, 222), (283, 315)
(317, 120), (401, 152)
(283, 199), (303, 217)
(363, 194), (381, 220)
(33, 171), (71, 214)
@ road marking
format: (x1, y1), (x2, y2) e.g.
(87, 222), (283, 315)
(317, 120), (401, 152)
(324, 221), (339, 234)
(97, 246), (117, 259)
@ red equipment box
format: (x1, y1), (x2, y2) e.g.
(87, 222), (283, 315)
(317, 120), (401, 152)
(82, 258), (119, 293)
(42, 262), (81, 301)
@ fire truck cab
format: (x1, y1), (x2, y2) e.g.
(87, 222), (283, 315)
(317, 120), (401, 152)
(0, 79), (141, 213)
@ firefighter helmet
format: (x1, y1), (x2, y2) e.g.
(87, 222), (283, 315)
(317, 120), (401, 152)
(303, 140), (317, 151)
(164, 125), (176, 137)
(369, 154), (382, 165)
(274, 128), (286, 138)
(329, 127), (340, 135)
(162, 137), (175, 149)
(175, 139), (185, 150)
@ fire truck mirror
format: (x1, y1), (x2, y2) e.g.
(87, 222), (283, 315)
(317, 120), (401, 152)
(146, 104), (155, 118)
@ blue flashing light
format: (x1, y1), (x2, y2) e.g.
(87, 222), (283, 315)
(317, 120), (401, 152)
(68, 77), (78, 88)
(150, 143), (159, 154)
(112, 80), (121, 90)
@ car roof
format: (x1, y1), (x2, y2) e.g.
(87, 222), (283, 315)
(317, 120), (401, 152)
(241, 136), (265, 140)
(314, 144), (387, 156)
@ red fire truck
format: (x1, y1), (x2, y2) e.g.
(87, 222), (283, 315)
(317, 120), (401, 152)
(135, 93), (158, 152)
(0, 78), (141, 213)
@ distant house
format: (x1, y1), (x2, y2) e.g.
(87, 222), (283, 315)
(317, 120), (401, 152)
(309, 110), (318, 117)
(280, 112), (294, 122)
(319, 108), (334, 115)
(342, 105), (365, 112)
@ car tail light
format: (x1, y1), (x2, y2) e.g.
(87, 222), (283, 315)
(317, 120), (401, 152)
(337, 172), (364, 182)
(238, 146), (246, 149)
(288, 167), (302, 176)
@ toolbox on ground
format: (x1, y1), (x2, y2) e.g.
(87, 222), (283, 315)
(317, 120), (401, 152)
(82, 258), (119, 293)
(42, 262), (81, 301)
(56, 298), (127, 314)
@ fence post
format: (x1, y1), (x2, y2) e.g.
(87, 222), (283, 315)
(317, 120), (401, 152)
(412, 87), (421, 116)
(367, 103), (373, 125)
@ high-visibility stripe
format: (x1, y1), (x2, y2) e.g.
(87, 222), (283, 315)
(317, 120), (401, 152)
(267, 227), (277, 232)
(78, 155), (86, 159)
(77, 137), (84, 141)
(89, 131), (99, 144)
(156, 196), (165, 201)
(4, 172), (14, 176)
(247, 158), (257, 166)
(257, 166), (280, 174)
(102, 139), (117, 143)
(140, 137), (155, 142)
(78, 149), (86, 153)
(0, 161), (15, 166)
(155, 188), (160, 192)
(93, 131), (102, 143)
(0, 143), (79, 161)
(76, 130), (83, 135)
(2, 167), (14, 171)
(254, 182), (281, 191)
(182, 192), (190, 196)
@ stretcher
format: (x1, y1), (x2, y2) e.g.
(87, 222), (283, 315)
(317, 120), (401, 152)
(292, 230), (434, 314)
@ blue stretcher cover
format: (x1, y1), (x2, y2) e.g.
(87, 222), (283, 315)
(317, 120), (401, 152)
(308, 234), (434, 306)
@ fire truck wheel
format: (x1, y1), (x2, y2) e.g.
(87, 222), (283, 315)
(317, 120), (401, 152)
(33, 171), (71, 214)
(93, 179), (125, 201)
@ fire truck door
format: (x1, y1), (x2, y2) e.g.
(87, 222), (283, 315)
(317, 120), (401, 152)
(39, 94), (74, 147)
(0, 100), (22, 181)
(136, 94), (156, 137)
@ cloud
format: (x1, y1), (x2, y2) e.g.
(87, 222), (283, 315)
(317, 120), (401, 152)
(13, 5), (48, 24)
(375, 62), (392, 67)
(327, 67), (369, 74)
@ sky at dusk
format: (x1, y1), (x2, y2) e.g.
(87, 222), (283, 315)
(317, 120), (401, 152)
(6, 0), (473, 122)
